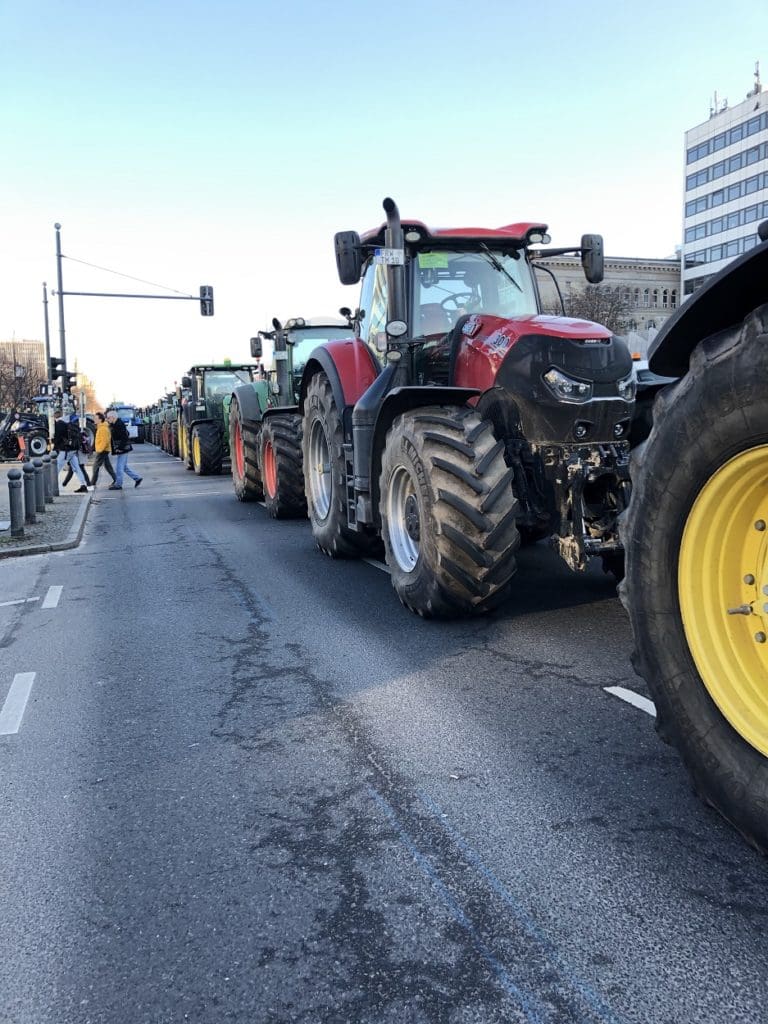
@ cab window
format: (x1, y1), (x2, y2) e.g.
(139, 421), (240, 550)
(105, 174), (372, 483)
(357, 261), (388, 361)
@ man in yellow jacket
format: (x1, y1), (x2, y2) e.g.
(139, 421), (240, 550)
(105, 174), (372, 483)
(91, 411), (117, 488)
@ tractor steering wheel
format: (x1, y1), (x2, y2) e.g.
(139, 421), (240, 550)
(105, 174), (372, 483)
(440, 291), (475, 312)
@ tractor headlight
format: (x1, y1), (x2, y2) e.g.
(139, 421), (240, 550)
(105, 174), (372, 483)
(542, 367), (593, 403)
(617, 371), (637, 401)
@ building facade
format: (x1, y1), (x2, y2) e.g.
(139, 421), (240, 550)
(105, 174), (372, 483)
(682, 70), (768, 296)
(535, 254), (679, 339)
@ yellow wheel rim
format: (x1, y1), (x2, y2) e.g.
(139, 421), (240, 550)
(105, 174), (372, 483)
(679, 445), (768, 755)
(193, 434), (201, 469)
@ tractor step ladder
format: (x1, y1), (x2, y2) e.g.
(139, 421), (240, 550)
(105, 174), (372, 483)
(343, 443), (357, 528)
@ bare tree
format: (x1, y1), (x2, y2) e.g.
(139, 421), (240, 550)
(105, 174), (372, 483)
(543, 285), (632, 335)
(0, 349), (44, 411)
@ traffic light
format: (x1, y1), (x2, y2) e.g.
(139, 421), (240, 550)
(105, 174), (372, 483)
(200, 285), (214, 316)
(49, 356), (64, 380)
(63, 371), (78, 392)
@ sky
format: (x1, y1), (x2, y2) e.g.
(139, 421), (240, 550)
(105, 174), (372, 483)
(2, 0), (767, 406)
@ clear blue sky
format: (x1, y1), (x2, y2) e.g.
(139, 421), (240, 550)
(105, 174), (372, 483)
(2, 0), (766, 405)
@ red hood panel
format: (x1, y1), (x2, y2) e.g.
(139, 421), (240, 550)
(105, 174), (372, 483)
(454, 314), (612, 391)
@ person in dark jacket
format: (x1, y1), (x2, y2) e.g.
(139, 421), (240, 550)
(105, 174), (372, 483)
(52, 411), (89, 492)
(107, 411), (142, 489)
(61, 416), (92, 487)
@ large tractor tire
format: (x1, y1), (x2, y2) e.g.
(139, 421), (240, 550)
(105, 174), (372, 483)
(27, 432), (48, 458)
(191, 422), (224, 475)
(261, 413), (306, 518)
(623, 303), (768, 853)
(179, 421), (194, 470)
(229, 397), (263, 502)
(170, 421), (179, 457)
(303, 372), (374, 557)
(379, 406), (520, 618)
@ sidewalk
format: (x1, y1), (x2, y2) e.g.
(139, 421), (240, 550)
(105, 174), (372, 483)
(0, 462), (92, 559)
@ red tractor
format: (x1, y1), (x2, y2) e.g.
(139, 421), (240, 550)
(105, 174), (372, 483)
(296, 198), (636, 617)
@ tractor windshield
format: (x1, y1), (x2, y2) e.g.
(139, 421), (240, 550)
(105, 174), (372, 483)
(203, 370), (252, 399)
(411, 249), (538, 337)
(288, 327), (353, 376)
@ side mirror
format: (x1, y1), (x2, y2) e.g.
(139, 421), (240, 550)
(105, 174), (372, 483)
(271, 317), (282, 332)
(250, 336), (263, 359)
(581, 234), (604, 284)
(335, 231), (363, 285)
(181, 375), (192, 388)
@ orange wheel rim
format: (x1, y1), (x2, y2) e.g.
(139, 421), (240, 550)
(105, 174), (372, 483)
(234, 420), (244, 479)
(263, 438), (277, 498)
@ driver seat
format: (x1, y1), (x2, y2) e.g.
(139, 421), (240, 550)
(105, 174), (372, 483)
(419, 303), (452, 337)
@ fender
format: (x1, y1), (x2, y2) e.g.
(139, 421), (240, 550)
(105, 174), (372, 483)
(650, 227), (768, 377)
(231, 382), (267, 423)
(262, 404), (299, 420)
(298, 340), (380, 414)
(368, 385), (479, 525)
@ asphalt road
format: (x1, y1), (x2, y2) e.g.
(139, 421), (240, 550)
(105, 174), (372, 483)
(0, 445), (765, 1024)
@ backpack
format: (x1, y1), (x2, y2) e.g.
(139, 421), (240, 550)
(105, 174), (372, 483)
(67, 420), (81, 451)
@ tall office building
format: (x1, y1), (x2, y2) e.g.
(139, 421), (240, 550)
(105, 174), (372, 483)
(682, 65), (768, 296)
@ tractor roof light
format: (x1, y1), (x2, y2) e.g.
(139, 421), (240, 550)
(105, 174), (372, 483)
(404, 230), (422, 242)
(543, 367), (593, 404)
(527, 230), (551, 245)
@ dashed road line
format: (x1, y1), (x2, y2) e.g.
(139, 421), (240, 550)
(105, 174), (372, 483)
(0, 673), (36, 735)
(604, 685), (656, 717)
(41, 586), (63, 609)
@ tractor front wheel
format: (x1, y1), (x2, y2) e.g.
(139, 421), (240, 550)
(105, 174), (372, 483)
(27, 432), (48, 457)
(192, 423), (224, 475)
(229, 397), (263, 501)
(624, 302), (768, 852)
(303, 372), (373, 557)
(262, 414), (306, 518)
(380, 406), (520, 617)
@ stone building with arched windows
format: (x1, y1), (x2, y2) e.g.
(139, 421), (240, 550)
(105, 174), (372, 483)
(533, 254), (681, 355)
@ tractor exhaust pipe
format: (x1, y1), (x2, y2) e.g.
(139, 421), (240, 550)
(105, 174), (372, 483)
(383, 197), (407, 327)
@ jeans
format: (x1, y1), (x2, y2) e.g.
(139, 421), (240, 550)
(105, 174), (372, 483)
(56, 450), (87, 486)
(114, 453), (141, 486)
(91, 451), (116, 485)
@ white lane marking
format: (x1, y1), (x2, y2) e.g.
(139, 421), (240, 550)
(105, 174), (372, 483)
(0, 673), (37, 735)
(0, 598), (40, 608)
(363, 557), (391, 575)
(604, 686), (656, 717)
(42, 586), (63, 609)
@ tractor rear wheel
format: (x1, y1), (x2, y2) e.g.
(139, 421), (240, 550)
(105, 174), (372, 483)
(379, 406), (520, 617)
(303, 372), (373, 557)
(170, 421), (179, 457)
(229, 396), (263, 501)
(262, 413), (306, 518)
(623, 303), (768, 853)
(192, 423), (224, 475)
(179, 421), (194, 470)
(27, 432), (48, 457)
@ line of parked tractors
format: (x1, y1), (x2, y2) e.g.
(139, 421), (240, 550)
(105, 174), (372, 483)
(145, 197), (768, 856)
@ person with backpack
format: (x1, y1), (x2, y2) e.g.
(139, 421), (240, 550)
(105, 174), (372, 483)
(52, 410), (89, 493)
(107, 411), (142, 489)
(61, 415), (92, 488)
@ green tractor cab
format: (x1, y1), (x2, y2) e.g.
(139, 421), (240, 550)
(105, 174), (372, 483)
(179, 364), (260, 475)
(229, 318), (354, 514)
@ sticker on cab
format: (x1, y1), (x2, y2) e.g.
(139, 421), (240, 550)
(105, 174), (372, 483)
(417, 252), (449, 269)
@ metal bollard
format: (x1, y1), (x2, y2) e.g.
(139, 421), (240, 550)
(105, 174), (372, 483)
(22, 462), (36, 524)
(32, 458), (45, 513)
(8, 469), (24, 538)
(51, 453), (60, 497)
(42, 454), (53, 503)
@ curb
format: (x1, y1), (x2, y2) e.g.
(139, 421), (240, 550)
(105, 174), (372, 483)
(0, 494), (92, 560)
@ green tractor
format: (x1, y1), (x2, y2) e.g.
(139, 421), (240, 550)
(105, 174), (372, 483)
(179, 364), (260, 475)
(229, 317), (353, 516)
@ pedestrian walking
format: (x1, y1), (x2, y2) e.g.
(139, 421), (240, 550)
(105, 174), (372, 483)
(52, 410), (89, 493)
(61, 416), (92, 487)
(107, 411), (142, 489)
(90, 412), (117, 487)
